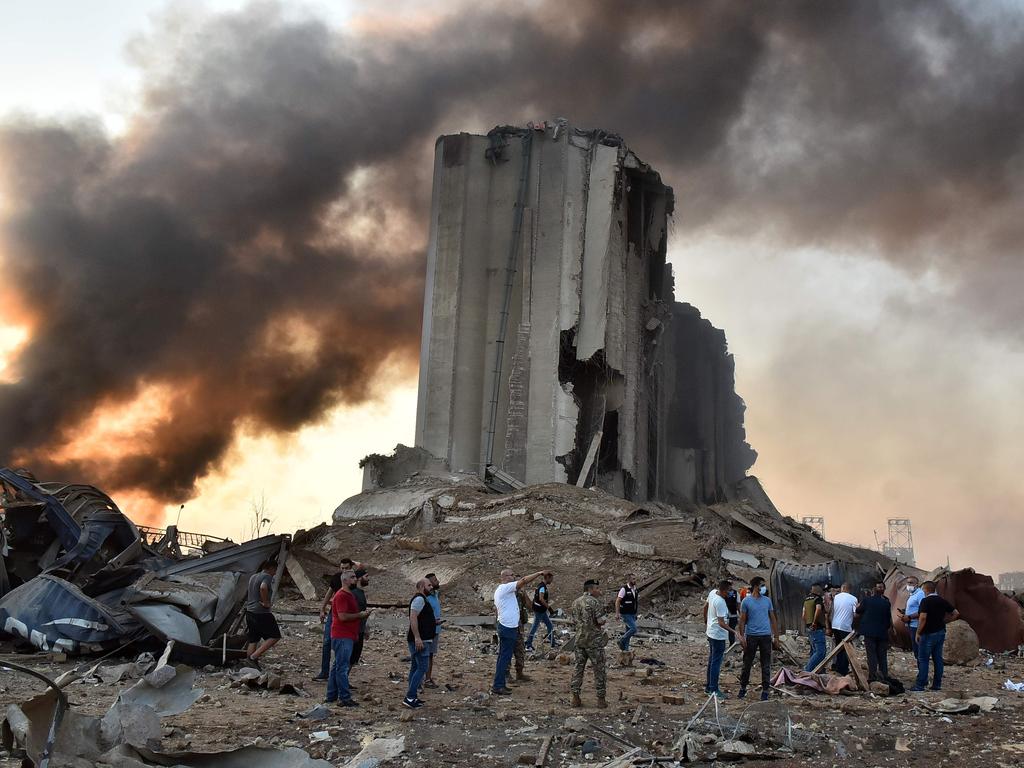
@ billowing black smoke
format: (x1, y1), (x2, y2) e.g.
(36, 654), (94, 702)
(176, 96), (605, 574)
(1, 0), (1022, 502)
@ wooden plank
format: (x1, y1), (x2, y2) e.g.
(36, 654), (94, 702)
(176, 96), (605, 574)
(809, 632), (858, 675)
(630, 704), (644, 726)
(575, 431), (603, 487)
(535, 735), (553, 767)
(844, 642), (870, 691)
(285, 554), (318, 600)
(637, 573), (674, 602)
(270, 537), (290, 599)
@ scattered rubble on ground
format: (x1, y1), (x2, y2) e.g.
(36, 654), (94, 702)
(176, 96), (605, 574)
(3, 456), (1024, 766)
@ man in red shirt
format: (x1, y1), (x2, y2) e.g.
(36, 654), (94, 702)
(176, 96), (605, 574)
(327, 570), (371, 706)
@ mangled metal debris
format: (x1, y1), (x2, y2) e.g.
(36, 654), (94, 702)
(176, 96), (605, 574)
(0, 468), (289, 661)
(1, 661), (332, 768)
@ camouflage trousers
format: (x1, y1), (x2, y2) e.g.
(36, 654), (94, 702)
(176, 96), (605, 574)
(507, 626), (526, 677)
(570, 645), (606, 696)
(513, 627), (526, 673)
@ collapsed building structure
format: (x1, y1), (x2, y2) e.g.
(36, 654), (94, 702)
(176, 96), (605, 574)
(0, 468), (288, 659)
(415, 122), (754, 505)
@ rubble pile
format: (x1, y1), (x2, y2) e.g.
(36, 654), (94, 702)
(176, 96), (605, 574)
(308, 447), (895, 622)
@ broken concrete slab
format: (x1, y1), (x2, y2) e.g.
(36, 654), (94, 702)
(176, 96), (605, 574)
(341, 735), (405, 768)
(117, 666), (204, 716)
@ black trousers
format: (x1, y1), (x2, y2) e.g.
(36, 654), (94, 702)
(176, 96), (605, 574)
(864, 636), (889, 681)
(350, 635), (365, 666)
(832, 629), (851, 676)
(739, 635), (773, 692)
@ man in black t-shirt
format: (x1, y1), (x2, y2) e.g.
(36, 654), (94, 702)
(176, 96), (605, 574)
(911, 580), (960, 691)
(526, 572), (556, 650)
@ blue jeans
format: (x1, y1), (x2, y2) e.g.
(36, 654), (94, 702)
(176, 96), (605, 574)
(406, 640), (431, 700)
(705, 637), (726, 693)
(318, 610), (332, 678)
(493, 624), (518, 690)
(327, 637), (353, 702)
(804, 628), (826, 672)
(526, 610), (554, 647)
(914, 630), (945, 690)
(619, 614), (637, 650)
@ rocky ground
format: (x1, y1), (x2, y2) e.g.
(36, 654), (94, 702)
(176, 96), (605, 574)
(2, 600), (1022, 767)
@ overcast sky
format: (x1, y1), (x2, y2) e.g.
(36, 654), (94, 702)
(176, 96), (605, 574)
(1, 1), (1022, 576)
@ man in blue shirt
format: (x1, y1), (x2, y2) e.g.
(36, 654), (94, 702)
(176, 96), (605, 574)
(736, 576), (780, 701)
(855, 581), (893, 682)
(900, 577), (923, 657)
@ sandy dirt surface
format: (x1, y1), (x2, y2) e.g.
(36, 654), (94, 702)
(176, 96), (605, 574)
(2, 603), (1022, 767)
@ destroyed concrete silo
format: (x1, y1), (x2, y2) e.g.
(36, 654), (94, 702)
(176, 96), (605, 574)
(415, 121), (755, 505)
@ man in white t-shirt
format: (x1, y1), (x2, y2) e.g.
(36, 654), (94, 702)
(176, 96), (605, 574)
(829, 583), (859, 676)
(705, 579), (732, 698)
(492, 568), (547, 695)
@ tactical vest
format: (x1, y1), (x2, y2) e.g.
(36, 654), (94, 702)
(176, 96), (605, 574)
(406, 594), (437, 643)
(532, 584), (549, 612)
(619, 585), (638, 615)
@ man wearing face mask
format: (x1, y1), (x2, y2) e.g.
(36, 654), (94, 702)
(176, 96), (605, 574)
(736, 576), (779, 701)
(900, 577), (924, 657)
(855, 581), (893, 682)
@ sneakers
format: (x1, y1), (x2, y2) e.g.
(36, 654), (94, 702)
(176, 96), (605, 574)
(737, 687), (747, 699)
(338, 699), (359, 708)
(423, 679), (438, 689)
(760, 691), (770, 702)
(402, 697), (423, 709)
(491, 687), (512, 696)
(311, 675), (328, 682)
(245, 657), (262, 670)
(712, 691), (728, 700)
(571, 693), (582, 708)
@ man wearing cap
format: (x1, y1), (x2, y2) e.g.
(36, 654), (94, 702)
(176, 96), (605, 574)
(492, 568), (548, 695)
(570, 578), (608, 708)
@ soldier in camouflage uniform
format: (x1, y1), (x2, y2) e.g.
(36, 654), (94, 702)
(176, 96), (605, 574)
(570, 578), (607, 708)
(509, 585), (533, 682)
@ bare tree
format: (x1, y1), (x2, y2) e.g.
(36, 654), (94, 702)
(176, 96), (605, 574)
(243, 492), (274, 541)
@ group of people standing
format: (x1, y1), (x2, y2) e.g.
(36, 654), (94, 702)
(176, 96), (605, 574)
(701, 574), (962, 700)
(242, 558), (965, 711)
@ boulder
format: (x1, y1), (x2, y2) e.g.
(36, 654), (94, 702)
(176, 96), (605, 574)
(944, 621), (980, 665)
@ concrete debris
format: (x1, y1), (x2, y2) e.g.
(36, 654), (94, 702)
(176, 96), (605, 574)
(0, 467), (289, 660)
(920, 696), (998, 715)
(340, 735), (405, 768)
(0, 658), (329, 768)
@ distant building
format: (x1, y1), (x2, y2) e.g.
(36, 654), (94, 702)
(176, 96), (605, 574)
(415, 122), (756, 504)
(998, 572), (1024, 592)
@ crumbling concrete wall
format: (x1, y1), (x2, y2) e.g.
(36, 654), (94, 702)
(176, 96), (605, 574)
(415, 121), (755, 504)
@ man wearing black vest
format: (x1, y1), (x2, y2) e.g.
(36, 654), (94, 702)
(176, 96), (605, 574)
(526, 572), (556, 650)
(615, 574), (639, 651)
(404, 578), (437, 709)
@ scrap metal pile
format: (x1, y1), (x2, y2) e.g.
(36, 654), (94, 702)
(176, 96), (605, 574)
(0, 468), (288, 661)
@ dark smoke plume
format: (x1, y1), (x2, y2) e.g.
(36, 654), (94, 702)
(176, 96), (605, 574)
(2, 0), (1022, 502)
